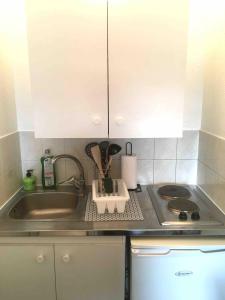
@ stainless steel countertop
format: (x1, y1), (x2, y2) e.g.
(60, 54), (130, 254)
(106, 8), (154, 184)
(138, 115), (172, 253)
(0, 186), (225, 237)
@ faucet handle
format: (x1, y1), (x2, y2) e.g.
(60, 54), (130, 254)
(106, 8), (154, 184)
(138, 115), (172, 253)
(58, 176), (79, 187)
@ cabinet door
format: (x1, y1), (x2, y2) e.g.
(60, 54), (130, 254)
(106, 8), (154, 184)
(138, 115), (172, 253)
(55, 241), (125, 300)
(26, 0), (108, 138)
(108, 0), (188, 138)
(0, 245), (56, 300)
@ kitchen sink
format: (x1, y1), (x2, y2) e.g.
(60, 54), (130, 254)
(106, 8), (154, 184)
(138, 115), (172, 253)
(9, 192), (80, 220)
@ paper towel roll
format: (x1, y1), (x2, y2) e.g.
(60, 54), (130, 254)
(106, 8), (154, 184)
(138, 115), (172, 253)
(121, 155), (137, 190)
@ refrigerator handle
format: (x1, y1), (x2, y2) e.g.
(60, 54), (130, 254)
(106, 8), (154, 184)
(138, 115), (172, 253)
(132, 248), (225, 257)
(131, 248), (171, 256)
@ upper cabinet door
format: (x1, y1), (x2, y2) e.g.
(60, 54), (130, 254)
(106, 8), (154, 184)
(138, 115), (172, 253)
(26, 0), (108, 138)
(108, 0), (189, 138)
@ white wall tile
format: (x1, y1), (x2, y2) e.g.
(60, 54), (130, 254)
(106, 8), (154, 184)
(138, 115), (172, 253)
(177, 131), (199, 159)
(176, 160), (197, 184)
(198, 162), (221, 205)
(42, 138), (65, 156)
(199, 131), (225, 180)
(137, 160), (153, 185)
(0, 153), (4, 203)
(197, 161), (206, 186)
(154, 160), (176, 184)
(198, 131), (217, 169)
(20, 131), (43, 161)
(131, 139), (154, 159)
(0, 133), (22, 205)
(212, 178), (225, 213)
(198, 132), (225, 214)
(154, 138), (177, 159)
(65, 138), (96, 160)
(213, 137), (225, 179)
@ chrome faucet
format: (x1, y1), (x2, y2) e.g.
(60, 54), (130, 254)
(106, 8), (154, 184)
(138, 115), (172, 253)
(52, 154), (85, 197)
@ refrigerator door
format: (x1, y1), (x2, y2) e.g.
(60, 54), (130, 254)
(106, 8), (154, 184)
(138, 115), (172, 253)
(131, 238), (225, 300)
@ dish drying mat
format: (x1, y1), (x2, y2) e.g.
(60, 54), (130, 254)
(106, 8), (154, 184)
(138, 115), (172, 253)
(85, 192), (144, 222)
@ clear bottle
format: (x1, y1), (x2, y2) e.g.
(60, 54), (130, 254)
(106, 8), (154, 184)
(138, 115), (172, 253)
(41, 149), (56, 189)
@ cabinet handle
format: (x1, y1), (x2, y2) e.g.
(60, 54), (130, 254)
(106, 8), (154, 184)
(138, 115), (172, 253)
(36, 254), (45, 263)
(115, 116), (125, 126)
(62, 254), (70, 263)
(92, 116), (102, 125)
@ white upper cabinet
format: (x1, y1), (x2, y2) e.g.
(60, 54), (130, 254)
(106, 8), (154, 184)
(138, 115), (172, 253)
(26, 0), (189, 138)
(26, 0), (108, 138)
(108, 0), (189, 138)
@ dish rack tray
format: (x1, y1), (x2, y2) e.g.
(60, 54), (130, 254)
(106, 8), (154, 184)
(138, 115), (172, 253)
(92, 179), (130, 214)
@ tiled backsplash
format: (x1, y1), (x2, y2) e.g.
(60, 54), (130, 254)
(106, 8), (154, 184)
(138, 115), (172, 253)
(198, 131), (225, 212)
(0, 133), (22, 206)
(3, 130), (225, 214)
(20, 131), (199, 186)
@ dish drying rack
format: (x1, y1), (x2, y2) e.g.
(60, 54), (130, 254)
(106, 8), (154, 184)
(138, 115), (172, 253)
(92, 179), (130, 214)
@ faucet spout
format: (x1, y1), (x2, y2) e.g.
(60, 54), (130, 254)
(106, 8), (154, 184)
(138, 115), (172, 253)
(52, 154), (85, 196)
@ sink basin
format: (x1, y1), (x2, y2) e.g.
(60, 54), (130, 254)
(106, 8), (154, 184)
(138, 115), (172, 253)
(9, 192), (79, 220)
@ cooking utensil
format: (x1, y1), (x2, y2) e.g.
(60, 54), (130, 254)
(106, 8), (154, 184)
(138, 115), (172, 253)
(108, 143), (122, 156)
(99, 141), (110, 170)
(85, 142), (98, 160)
(91, 145), (105, 179)
(85, 142), (104, 177)
(105, 144), (122, 175)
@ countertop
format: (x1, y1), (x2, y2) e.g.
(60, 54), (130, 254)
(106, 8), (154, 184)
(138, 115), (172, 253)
(0, 186), (225, 237)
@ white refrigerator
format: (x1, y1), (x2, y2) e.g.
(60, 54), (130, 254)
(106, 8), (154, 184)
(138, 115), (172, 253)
(131, 237), (225, 300)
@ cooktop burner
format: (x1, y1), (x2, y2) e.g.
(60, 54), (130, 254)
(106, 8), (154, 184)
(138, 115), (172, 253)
(147, 184), (224, 226)
(168, 199), (199, 214)
(158, 184), (191, 200)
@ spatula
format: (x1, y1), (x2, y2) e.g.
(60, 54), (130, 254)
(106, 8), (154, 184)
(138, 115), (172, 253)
(91, 144), (105, 179)
(105, 144), (122, 175)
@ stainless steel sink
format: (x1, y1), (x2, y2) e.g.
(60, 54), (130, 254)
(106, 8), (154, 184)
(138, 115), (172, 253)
(9, 192), (79, 220)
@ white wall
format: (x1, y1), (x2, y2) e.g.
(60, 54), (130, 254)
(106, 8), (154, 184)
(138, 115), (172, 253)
(183, 0), (205, 130)
(201, 0), (225, 138)
(197, 0), (225, 213)
(0, 1), (22, 205)
(12, 0), (33, 132)
(0, 0), (18, 137)
(13, 0), (203, 132)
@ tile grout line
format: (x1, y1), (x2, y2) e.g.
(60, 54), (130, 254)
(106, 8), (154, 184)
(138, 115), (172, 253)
(175, 138), (178, 183)
(198, 159), (225, 182)
(200, 129), (225, 142)
(153, 138), (156, 184)
(0, 131), (18, 140)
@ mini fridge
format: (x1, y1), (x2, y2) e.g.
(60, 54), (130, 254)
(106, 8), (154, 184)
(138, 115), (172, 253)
(131, 237), (225, 300)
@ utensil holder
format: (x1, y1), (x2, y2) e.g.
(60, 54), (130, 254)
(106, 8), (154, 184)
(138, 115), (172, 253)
(92, 179), (130, 214)
(96, 168), (113, 194)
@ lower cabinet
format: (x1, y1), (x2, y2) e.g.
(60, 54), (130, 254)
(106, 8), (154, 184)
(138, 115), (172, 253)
(55, 243), (125, 300)
(0, 245), (56, 300)
(0, 237), (125, 300)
